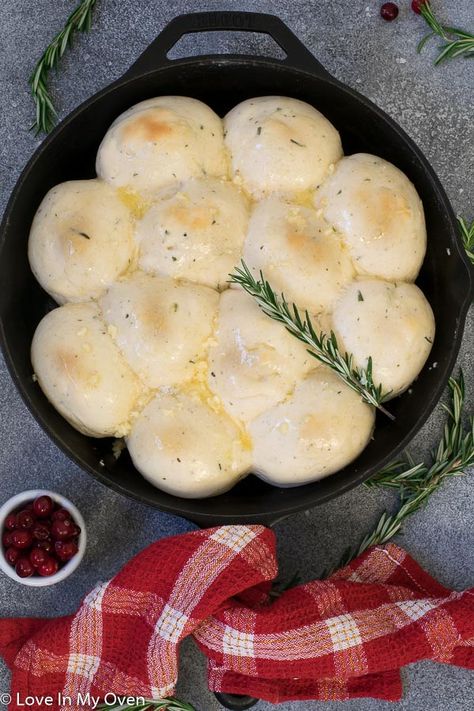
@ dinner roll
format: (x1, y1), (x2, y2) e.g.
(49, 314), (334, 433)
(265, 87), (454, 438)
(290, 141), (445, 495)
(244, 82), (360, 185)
(31, 303), (147, 438)
(224, 96), (342, 198)
(135, 178), (249, 289)
(243, 197), (354, 313)
(208, 289), (315, 423)
(250, 369), (375, 486)
(28, 180), (135, 304)
(127, 390), (251, 498)
(331, 279), (435, 398)
(99, 271), (218, 388)
(96, 97), (228, 195)
(315, 154), (426, 281)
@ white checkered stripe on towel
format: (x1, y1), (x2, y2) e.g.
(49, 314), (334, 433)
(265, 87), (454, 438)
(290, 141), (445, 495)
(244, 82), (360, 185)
(326, 614), (363, 651)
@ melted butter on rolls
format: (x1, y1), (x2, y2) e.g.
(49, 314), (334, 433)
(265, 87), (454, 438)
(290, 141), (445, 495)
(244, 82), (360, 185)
(208, 289), (315, 424)
(315, 154), (427, 281)
(99, 271), (218, 389)
(126, 390), (251, 498)
(31, 303), (148, 438)
(250, 368), (375, 486)
(224, 96), (342, 199)
(331, 279), (435, 398)
(135, 178), (249, 289)
(96, 97), (228, 195)
(28, 180), (135, 304)
(243, 196), (355, 314)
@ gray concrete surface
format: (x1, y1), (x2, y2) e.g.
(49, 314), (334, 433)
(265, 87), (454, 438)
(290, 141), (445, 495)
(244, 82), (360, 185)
(0, 1), (473, 709)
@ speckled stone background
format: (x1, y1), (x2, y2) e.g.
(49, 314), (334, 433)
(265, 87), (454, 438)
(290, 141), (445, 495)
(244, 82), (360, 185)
(0, 1), (473, 709)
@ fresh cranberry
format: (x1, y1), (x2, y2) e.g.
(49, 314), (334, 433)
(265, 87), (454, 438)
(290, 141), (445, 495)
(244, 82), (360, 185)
(11, 530), (33, 549)
(33, 495), (54, 518)
(32, 522), (51, 541)
(15, 557), (35, 578)
(55, 540), (79, 562)
(16, 510), (36, 530)
(37, 557), (59, 577)
(51, 518), (76, 541)
(2, 532), (14, 548)
(4, 514), (17, 531)
(381, 2), (399, 21)
(30, 547), (49, 568)
(35, 540), (54, 554)
(411, 0), (426, 14)
(5, 547), (20, 566)
(51, 508), (70, 522)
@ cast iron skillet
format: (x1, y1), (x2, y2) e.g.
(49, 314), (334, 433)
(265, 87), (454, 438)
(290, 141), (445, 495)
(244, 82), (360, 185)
(0, 12), (472, 531)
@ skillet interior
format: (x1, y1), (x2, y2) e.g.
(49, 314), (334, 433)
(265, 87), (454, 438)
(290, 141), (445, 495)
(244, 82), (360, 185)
(0, 54), (471, 526)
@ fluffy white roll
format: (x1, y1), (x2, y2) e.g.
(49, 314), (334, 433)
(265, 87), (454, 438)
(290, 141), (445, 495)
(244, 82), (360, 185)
(250, 369), (375, 486)
(96, 97), (228, 195)
(31, 303), (147, 437)
(315, 154), (426, 281)
(127, 390), (251, 498)
(28, 180), (135, 303)
(224, 96), (342, 198)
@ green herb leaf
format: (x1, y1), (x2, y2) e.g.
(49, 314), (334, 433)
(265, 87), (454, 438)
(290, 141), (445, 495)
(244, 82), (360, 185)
(29, 0), (98, 135)
(417, 1), (474, 65)
(458, 216), (474, 267)
(324, 372), (473, 576)
(229, 261), (394, 419)
(290, 138), (305, 147)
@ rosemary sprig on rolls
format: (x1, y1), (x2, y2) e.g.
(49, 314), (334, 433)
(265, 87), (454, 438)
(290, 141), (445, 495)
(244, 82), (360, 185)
(229, 261), (394, 419)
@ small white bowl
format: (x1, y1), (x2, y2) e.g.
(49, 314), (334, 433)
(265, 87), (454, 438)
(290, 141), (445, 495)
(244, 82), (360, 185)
(0, 490), (86, 586)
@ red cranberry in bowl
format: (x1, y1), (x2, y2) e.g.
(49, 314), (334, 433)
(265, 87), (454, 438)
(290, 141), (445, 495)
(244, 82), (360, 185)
(51, 518), (76, 541)
(32, 522), (51, 541)
(37, 557), (59, 577)
(52, 508), (71, 522)
(0, 491), (86, 585)
(35, 540), (54, 554)
(55, 541), (79, 562)
(5, 547), (20, 566)
(2, 532), (14, 548)
(33, 495), (54, 518)
(11, 530), (33, 550)
(15, 557), (35, 578)
(16, 510), (36, 530)
(30, 546), (49, 569)
(4, 514), (17, 531)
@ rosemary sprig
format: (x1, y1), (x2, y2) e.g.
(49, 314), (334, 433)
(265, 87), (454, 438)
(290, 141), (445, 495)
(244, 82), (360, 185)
(229, 261), (394, 419)
(326, 372), (473, 575)
(29, 0), (98, 135)
(416, 1), (474, 65)
(96, 698), (196, 711)
(458, 216), (474, 267)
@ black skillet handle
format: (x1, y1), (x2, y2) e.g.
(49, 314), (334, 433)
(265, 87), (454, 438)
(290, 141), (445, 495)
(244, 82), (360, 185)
(123, 11), (331, 79)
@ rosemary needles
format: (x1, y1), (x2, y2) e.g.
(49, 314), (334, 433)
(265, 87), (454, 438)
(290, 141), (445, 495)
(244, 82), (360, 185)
(417, 1), (474, 65)
(458, 217), (474, 267)
(327, 372), (473, 575)
(229, 262), (394, 419)
(29, 0), (98, 135)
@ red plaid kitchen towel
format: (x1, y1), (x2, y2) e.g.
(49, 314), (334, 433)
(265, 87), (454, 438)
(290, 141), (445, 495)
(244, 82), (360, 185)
(0, 525), (473, 709)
